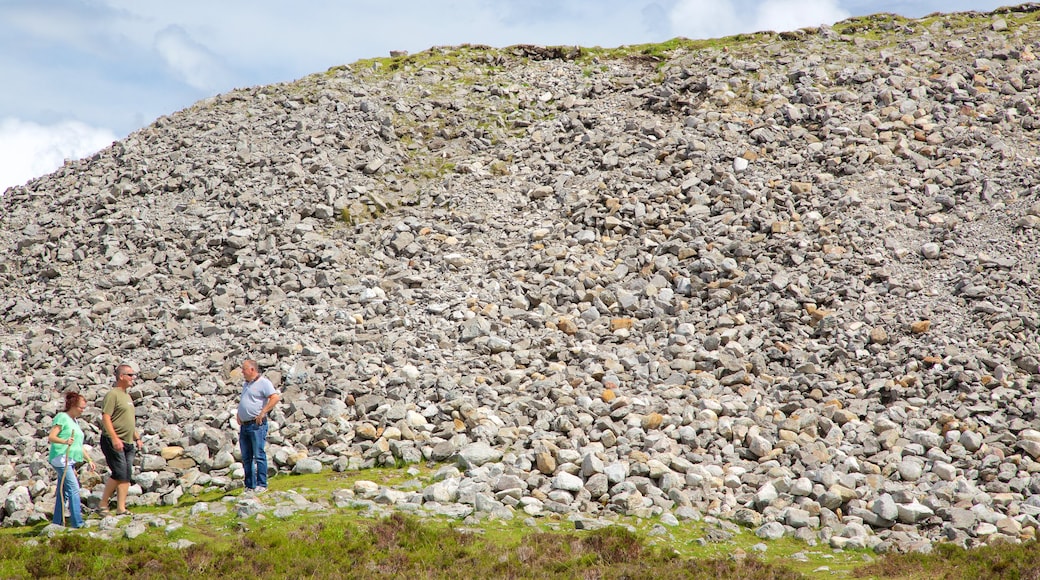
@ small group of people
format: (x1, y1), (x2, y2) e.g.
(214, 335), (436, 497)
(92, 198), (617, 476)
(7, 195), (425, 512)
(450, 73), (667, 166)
(47, 359), (280, 528)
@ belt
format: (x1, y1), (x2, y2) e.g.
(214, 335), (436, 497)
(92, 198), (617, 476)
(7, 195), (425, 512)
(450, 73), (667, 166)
(242, 419), (267, 426)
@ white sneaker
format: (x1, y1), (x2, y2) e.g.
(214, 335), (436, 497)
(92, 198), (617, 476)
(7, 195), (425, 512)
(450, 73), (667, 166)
(255, 487), (267, 495)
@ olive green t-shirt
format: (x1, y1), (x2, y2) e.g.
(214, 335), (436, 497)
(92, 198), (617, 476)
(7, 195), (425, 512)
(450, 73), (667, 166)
(101, 388), (136, 443)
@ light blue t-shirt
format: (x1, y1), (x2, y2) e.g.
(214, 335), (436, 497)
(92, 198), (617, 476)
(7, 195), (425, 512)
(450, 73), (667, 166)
(238, 376), (277, 421)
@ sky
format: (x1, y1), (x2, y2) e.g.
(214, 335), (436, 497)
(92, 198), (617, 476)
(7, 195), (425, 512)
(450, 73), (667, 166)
(0, 0), (1015, 192)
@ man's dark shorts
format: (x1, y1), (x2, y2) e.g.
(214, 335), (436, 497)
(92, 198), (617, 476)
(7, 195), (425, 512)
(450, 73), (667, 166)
(100, 436), (135, 482)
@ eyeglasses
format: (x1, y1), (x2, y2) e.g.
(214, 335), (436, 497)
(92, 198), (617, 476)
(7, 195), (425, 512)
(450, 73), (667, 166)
(122, 373), (137, 378)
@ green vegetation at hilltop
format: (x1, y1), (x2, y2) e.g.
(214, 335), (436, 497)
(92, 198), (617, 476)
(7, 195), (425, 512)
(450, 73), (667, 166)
(340, 4), (1040, 80)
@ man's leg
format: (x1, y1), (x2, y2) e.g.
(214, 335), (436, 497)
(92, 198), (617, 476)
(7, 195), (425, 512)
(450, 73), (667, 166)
(255, 423), (269, 488)
(240, 424), (256, 489)
(99, 436), (120, 511)
(100, 477), (117, 510)
(116, 447), (135, 512)
(116, 481), (129, 513)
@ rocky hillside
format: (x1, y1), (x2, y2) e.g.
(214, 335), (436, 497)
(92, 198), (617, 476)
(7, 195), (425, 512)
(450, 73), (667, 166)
(1, 4), (1039, 552)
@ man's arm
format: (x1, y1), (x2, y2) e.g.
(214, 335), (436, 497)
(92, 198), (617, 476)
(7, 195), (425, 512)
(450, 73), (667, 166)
(255, 393), (281, 424)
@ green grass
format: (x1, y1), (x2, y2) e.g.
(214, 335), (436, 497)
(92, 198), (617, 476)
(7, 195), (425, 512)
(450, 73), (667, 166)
(0, 512), (809, 579)
(0, 468), (816, 579)
(5, 467), (1040, 578)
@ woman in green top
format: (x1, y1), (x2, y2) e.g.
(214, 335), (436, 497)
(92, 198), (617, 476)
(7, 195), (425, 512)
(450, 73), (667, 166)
(47, 392), (95, 527)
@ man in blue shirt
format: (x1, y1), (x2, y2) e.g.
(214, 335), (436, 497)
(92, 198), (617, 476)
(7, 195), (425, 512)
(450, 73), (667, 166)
(237, 359), (280, 494)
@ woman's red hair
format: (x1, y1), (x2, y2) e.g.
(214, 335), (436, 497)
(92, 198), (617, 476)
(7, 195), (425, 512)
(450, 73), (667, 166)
(63, 391), (84, 412)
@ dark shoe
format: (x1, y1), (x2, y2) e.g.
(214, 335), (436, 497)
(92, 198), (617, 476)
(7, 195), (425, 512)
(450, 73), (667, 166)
(97, 508), (111, 517)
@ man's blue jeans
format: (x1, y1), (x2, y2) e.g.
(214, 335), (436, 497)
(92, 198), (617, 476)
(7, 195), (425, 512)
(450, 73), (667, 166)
(240, 421), (269, 489)
(50, 455), (83, 528)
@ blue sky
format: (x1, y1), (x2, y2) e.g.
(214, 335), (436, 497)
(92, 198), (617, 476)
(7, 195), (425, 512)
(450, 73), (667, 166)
(0, 0), (1013, 191)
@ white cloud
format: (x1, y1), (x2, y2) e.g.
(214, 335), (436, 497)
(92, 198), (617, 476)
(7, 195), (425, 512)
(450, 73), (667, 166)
(0, 118), (115, 193)
(669, 0), (849, 39)
(669, 0), (740, 40)
(755, 0), (849, 33)
(154, 25), (231, 92)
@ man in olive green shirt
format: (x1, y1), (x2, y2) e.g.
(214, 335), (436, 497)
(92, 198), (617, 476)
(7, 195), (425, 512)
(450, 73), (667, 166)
(98, 364), (143, 516)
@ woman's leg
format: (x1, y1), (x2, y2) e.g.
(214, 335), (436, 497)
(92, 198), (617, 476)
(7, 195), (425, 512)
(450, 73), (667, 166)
(51, 466), (64, 525)
(65, 466), (83, 528)
(50, 456), (73, 526)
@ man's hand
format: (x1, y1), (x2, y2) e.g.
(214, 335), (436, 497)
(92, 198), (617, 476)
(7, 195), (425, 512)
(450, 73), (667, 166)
(113, 438), (124, 451)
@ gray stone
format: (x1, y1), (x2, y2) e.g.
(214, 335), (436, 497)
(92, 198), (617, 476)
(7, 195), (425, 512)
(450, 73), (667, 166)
(457, 442), (502, 468)
(756, 522), (785, 540)
(872, 494), (899, 524)
(897, 502), (935, 524)
(293, 458), (323, 474)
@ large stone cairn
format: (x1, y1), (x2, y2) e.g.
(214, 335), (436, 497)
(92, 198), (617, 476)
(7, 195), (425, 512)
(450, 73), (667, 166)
(1, 5), (1039, 553)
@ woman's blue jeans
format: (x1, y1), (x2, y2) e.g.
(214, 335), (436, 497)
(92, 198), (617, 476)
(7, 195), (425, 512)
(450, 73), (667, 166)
(50, 455), (82, 528)
(240, 421), (269, 489)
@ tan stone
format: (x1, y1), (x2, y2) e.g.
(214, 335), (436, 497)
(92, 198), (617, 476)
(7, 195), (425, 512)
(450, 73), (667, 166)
(831, 409), (857, 425)
(878, 429), (901, 450)
(355, 423), (378, 440)
(557, 317), (578, 335)
(601, 389), (616, 403)
(535, 451), (556, 475)
(286, 450), (308, 467)
(869, 327), (889, 344)
(642, 412), (664, 430)
(806, 305), (833, 322)
(167, 458), (196, 470)
(910, 320), (931, 334)
(830, 484), (859, 502)
(160, 446), (184, 460)
(997, 516), (1022, 536)
(609, 318), (634, 331)
(807, 442), (832, 462)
